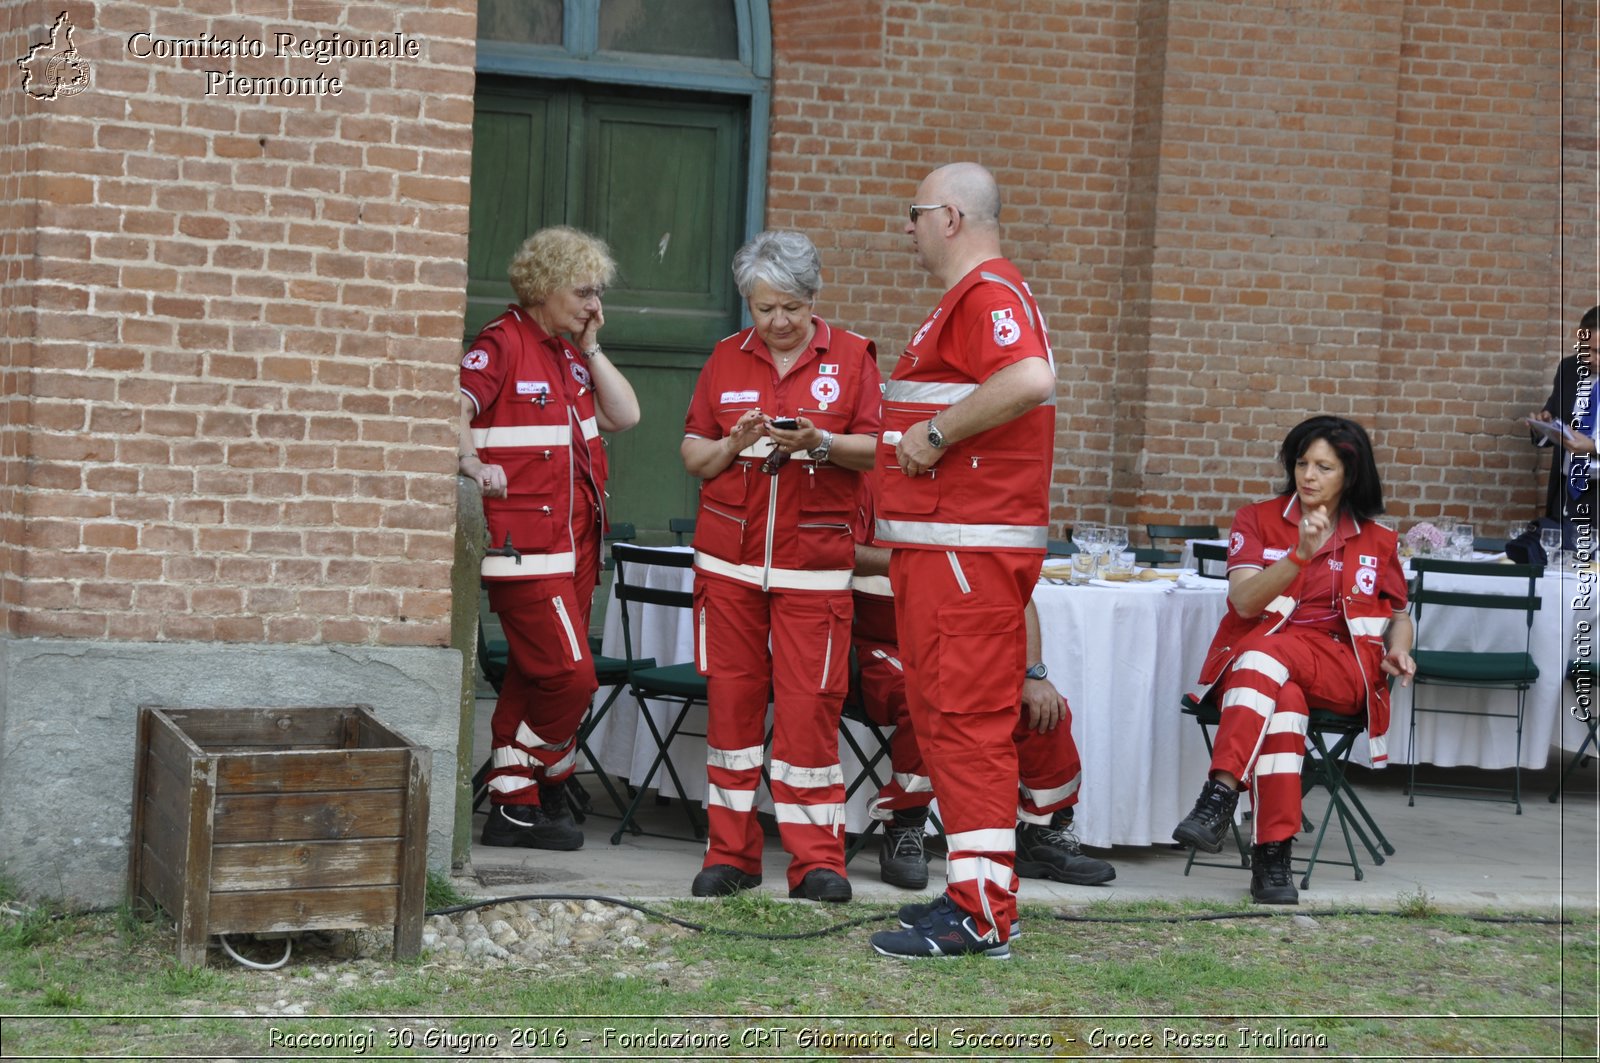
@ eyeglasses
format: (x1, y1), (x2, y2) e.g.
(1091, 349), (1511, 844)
(573, 285), (606, 301)
(908, 203), (963, 224)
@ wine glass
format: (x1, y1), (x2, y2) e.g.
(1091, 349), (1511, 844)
(1105, 524), (1131, 562)
(1539, 525), (1563, 570)
(1077, 523), (1107, 578)
(1449, 522), (1475, 561)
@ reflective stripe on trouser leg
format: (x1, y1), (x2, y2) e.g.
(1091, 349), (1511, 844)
(856, 638), (933, 820)
(697, 576), (774, 876)
(890, 548), (1039, 940)
(1014, 697), (1081, 823)
(485, 580), (598, 800)
(768, 587), (853, 889)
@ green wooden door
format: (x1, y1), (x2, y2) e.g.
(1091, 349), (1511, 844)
(466, 79), (746, 541)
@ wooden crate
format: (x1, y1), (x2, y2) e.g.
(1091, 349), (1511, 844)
(129, 704), (431, 967)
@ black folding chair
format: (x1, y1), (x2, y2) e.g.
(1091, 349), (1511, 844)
(607, 543), (709, 844)
(668, 516), (697, 546)
(1192, 541), (1230, 579)
(1146, 522), (1222, 567)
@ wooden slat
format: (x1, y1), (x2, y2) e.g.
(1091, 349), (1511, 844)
(213, 790), (404, 843)
(160, 706), (355, 749)
(215, 748), (409, 794)
(139, 754), (197, 871)
(206, 885), (399, 935)
(137, 842), (182, 920)
(177, 756), (217, 968)
(128, 709), (155, 909)
(144, 712), (202, 784)
(394, 747), (432, 959)
(354, 707), (413, 751)
(210, 839), (402, 892)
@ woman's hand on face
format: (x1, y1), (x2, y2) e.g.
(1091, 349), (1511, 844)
(576, 307), (604, 352)
(1296, 504), (1334, 561)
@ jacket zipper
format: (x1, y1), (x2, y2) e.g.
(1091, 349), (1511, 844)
(551, 595), (582, 663)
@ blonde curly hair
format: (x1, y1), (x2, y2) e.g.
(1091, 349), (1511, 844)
(508, 226), (618, 307)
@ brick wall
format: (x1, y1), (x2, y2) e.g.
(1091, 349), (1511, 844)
(767, 0), (1596, 540)
(3, 0), (476, 645)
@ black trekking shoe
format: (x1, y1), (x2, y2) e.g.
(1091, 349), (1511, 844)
(789, 868), (852, 903)
(539, 782), (579, 828)
(1249, 840), (1299, 905)
(481, 802), (584, 851)
(879, 809), (930, 890)
(691, 864), (762, 897)
(1172, 778), (1241, 854)
(1016, 813), (1116, 885)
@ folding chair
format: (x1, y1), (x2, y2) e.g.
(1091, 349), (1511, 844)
(668, 516), (697, 546)
(1192, 541), (1229, 580)
(1046, 537), (1079, 557)
(607, 543), (709, 844)
(1146, 522), (1222, 567)
(1549, 661), (1597, 802)
(1406, 558), (1542, 814)
(1180, 692), (1395, 888)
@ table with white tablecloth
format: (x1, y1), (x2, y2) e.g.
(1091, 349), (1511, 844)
(586, 552), (1233, 848)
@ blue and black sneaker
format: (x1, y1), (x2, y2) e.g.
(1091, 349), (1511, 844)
(871, 894), (1010, 960)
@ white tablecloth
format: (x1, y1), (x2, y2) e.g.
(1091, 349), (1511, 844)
(589, 552), (1234, 848)
(1181, 539), (1594, 769)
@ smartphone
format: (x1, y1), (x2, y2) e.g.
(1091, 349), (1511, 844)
(769, 417), (800, 431)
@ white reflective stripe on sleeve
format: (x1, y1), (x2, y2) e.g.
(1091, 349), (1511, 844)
(693, 551), (853, 591)
(492, 746), (532, 769)
(545, 748), (577, 777)
(851, 574), (893, 597)
(459, 387), (480, 417)
(488, 775), (535, 794)
(1347, 615), (1389, 638)
(1020, 775), (1080, 807)
(770, 760), (844, 791)
(946, 827), (1016, 854)
(707, 783), (758, 813)
(482, 552), (577, 578)
(707, 743), (766, 773)
(883, 380), (979, 405)
(1220, 687), (1276, 719)
(946, 551), (971, 594)
(876, 519), (1050, 550)
(471, 424), (573, 449)
(578, 416), (599, 441)
(1232, 649), (1290, 686)
(893, 771), (932, 794)
(774, 801), (844, 828)
(1265, 712), (1310, 737)
(1368, 734), (1388, 764)
(1255, 752), (1304, 776)
(515, 723), (556, 750)
(978, 271), (1036, 331)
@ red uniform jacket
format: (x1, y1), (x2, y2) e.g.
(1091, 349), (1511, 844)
(460, 305), (608, 580)
(873, 259), (1055, 553)
(684, 318), (881, 591)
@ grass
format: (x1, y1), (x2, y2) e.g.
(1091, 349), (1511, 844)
(0, 891), (1593, 1059)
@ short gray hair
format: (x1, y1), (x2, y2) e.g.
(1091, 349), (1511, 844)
(731, 230), (822, 301)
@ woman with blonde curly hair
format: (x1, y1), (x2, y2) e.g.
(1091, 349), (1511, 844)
(459, 225), (641, 851)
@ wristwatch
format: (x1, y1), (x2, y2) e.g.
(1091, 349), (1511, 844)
(926, 418), (947, 449)
(1025, 661), (1048, 681)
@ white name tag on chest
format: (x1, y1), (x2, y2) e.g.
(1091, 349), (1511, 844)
(721, 390), (761, 404)
(517, 381), (551, 396)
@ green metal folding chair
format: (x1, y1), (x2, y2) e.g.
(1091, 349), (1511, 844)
(1406, 558), (1542, 814)
(1191, 541), (1230, 579)
(1146, 522), (1222, 567)
(1549, 661), (1597, 803)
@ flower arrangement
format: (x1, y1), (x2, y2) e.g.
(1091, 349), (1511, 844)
(1405, 522), (1446, 556)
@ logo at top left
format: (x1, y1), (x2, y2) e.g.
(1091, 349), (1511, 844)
(18, 12), (92, 101)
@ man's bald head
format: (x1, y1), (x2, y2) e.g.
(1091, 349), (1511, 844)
(926, 162), (1001, 226)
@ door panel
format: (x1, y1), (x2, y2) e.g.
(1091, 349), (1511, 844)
(466, 80), (746, 541)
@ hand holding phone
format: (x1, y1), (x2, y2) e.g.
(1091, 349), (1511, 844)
(769, 417), (800, 431)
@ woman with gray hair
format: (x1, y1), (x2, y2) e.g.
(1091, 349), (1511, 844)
(680, 230), (881, 902)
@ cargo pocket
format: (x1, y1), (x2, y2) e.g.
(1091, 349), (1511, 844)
(933, 603), (1024, 714)
(816, 597), (853, 696)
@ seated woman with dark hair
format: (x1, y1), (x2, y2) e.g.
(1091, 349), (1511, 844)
(1171, 415), (1415, 905)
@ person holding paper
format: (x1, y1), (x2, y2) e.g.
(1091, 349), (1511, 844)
(1171, 416), (1414, 905)
(1528, 304), (1598, 522)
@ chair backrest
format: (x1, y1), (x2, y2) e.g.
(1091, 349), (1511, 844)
(668, 517), (697, 545)
(1147, 522), (1222, 544)
(1046, 538), (1079, 557)
(610, 543), (696, 666)
(1410, 558), (1543, 647)
(1192, 541), (1229, 580)
(1471, 535), (1507, 553)
(600, 521), (637, 570)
